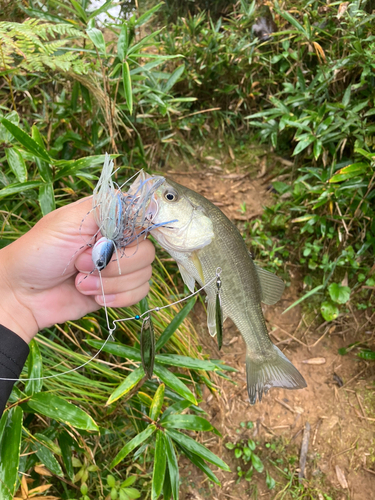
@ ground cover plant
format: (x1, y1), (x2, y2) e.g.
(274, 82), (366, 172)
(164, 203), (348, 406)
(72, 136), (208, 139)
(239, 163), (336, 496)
(0, 0), (374, 498)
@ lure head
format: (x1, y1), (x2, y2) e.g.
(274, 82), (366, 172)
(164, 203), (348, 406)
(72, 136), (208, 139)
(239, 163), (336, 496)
(92, 237), (115, 271)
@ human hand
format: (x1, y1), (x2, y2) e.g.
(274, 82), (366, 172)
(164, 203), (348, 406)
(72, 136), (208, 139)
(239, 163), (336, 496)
(0, 198), (155, 344)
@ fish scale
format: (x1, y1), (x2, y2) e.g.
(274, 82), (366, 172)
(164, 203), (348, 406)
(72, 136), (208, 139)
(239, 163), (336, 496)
(143, 177), (307, 404)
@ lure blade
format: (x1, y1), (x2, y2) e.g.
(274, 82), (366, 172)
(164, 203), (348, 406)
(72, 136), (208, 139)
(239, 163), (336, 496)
(140, 316), (155, 379)
(215, 292), (223, 351)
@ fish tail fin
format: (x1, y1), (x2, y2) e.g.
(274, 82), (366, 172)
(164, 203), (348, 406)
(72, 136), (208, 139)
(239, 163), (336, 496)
(246, 345), (307, 405)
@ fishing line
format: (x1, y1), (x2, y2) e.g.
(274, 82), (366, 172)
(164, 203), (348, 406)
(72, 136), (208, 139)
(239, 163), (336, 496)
(0, 269), (222, 382)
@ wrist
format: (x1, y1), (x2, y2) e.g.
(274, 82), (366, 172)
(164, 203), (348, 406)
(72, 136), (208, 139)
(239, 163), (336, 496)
(0, 250), (38, 344)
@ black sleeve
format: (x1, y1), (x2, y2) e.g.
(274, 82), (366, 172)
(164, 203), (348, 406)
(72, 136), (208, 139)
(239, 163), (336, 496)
(0, 324), (30, 418)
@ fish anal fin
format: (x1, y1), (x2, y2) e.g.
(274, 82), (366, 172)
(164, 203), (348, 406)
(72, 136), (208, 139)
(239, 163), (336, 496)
(177, 262), (195, 293)
(246, 345), (307, 405)
(255, 264), (285, 305)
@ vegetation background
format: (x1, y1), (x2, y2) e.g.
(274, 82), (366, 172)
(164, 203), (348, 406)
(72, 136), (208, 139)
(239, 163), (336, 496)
(0, 0), (374, 499)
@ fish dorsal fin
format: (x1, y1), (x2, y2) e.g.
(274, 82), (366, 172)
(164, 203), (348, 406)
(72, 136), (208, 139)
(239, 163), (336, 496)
(255, 264), (285, 305)
(177, 262), (195, 293)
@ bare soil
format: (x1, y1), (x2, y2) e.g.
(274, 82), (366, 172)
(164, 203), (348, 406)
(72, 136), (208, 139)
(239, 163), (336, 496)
(164, 149), (375, 500)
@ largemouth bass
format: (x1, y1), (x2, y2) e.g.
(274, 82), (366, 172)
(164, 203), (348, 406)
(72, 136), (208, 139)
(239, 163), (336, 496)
(141, 175), (307, 404)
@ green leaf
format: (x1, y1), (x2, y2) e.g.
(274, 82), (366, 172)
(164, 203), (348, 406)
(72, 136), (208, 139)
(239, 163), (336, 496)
(122, 487), (141, 499)
(251, 453), (264, 473)
(320, 301), (339, 322)
(106, 366), (145, 405)
(165, 435), (179, 500)
(166, 429), (230, 471)
(0, 407), (23, 500)
(70, 0), (88, 22)
(32, 126), (53, 182)
(278, 10), (308, 37)
(35, 443), (63, 476)
(357, 349), (375, 360)
(110, 425), (156, 468)
(117, 24), (128, 60)
(163, 468), (172, 500)
(149, 383), (165, 421)
(153, 364), (197, 405)
(123, 61), (133, 115)
(160, 400), (192, 422)
(54, 154), (119, 179)
(328, 283), (351, 304)
(152, 431), (166, 500)
(155, 353), (217, 371)
(177, 443), (221, 485)
(88, 0), (113, 22)
(283, 285), (324, 314)
(121, 476), (137, 487)
(329, 162), (368, 183)
(135, 2), (163, 26)
(225, 442), (235, 450)
(87, 27), (106, 54)
(0, 180), (44, 199)
(38, 183), (56, 215)
(161, 415), (213, 432)
(24, 339), (43, 396)
(5, 147), (27, 183)
(1, 119), (50, 161)
(59, 431), (74, 481)
(164, 65), (185, 92)
(292, 135), (315, 156)
(342, 85), (351, 107)
(80, 83), (92, 112)
(27, 393), (99, 431)
(156, 298), (196, 350)
(0, 111), (19, 142)
(266, 471), (276, 489)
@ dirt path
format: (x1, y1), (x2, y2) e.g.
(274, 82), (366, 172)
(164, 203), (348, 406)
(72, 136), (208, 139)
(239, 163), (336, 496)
(164, 152), (375, 499)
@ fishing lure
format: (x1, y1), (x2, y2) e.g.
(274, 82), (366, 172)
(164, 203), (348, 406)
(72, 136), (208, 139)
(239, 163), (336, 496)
(91, 155), (175, 275)
(215, 269), (223, 350)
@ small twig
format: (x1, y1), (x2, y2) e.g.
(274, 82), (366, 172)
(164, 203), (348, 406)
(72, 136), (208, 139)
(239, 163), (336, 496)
(356, 392), (367, 420)
(339, 366), (368, 389)
(363, 467), (375, 476)
(312, 418), (322, 446)
(299, 422), (311, 482)
(275, 397), (296, 414)
(175, 107), (222, 121)
(335, 202), (350, 235)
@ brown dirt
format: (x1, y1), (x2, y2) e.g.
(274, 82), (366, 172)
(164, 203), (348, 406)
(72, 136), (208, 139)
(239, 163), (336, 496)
(165, 161), (375, 500)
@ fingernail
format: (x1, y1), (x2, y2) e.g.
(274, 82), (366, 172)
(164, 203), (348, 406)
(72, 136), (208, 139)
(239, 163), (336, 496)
(96, 294), (116, 306)
(78, 276), (100, 292)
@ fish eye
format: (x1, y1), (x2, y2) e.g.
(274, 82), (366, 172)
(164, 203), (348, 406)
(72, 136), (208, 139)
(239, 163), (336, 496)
(163, 189), (178, 202)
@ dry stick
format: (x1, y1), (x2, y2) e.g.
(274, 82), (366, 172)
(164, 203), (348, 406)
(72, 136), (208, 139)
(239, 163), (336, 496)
(330, 438), (359, 465)
(312, 418), (322, 446)
(335, 202), (350, 235)
(298, 422), (311, 482)
(340, 365), (368, 389)
(271, 324), (330, 349)
(363, 468), (375, 476)
(274, 397), (296, 414)
(175, 106), (222, 121)
(356, 392), (367, 420)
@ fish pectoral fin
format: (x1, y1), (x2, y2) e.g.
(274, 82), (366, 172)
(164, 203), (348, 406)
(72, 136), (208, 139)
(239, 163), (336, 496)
(255, 264), (285, 305)
(177, 262), (195, 293)
(191, 251), (205, 284)
(206, 298), (217, 337)
(245, 345), (307, 405)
